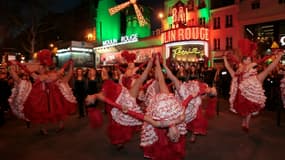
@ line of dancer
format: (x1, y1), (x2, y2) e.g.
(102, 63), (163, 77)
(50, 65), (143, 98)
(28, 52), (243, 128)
(7, 41), (284, 159)
(85, 53), (217, 160)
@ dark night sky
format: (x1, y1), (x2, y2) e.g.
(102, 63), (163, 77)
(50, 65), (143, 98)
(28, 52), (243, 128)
(0, 0), (165, 47)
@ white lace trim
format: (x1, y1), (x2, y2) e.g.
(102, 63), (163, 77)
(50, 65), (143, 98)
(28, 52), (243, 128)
(140, 93), (187, 146)
(111, 87), (143, 126)
(229, 77), (238, 113)
(144, 80), (158, 107)
(56, 80), (77, 103)
(177, 81), (202, 122)
(229, 75), (266, 113)
(239, 76), (266, 108)
(8, 80), (31, 120)
(281, 77), (285, 108)
(177, 81), (200, 99)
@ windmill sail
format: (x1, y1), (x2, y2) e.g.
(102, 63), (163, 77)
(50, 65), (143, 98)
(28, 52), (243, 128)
(109, 0), (148, 26)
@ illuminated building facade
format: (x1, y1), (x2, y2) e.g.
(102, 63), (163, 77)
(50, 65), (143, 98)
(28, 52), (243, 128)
(238, 0), (285, 52)
(210, 2), (240, 60)
(161, 0), (211, 65)
(125, 5), (152, 38)
(211, 0), (285, 64)
(96, 0), (121, 43)
(78, 0), (285, 67)
(55, 41), (95, 67)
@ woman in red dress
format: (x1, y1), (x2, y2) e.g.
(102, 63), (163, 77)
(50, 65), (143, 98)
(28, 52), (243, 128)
(139, 55), (189, 160)
(224, 40), (284, 132)
(86, 56), (156, 149)
(8, 49), (76, 135)
(162, 60), (217, 143)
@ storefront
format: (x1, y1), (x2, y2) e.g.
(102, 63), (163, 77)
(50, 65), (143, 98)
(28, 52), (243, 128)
(94, 34), (162, 66)
(56, 41), (95, 68)
(161, 26), (209, 64)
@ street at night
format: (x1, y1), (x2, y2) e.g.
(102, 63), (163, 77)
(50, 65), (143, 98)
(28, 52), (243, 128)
(1, 0), (285, 160)
(1, 99), (285, 160)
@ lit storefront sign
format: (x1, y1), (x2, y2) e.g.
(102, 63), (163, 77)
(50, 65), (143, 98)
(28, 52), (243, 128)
(281, 36), (285, 46)
(100, 47), (162, 64)
(165, 41), (208, 62)
(102, 34), (138, 47)
(161, 27), (209, 44)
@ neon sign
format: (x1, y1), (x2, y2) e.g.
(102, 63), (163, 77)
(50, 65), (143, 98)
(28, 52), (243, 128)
(161, 27), (209, 44)
(172, 46), (201, 57)
(102, 34), (138, 46)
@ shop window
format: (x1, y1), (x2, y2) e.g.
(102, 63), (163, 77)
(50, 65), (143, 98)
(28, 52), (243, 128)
(214, 38), (220, 50)
(199, 17), (206, 26)
(213, 17), (220, 29)
(226, 37), (233, 50)
(188, 18), (195, 26)
(225, 15), (233, 28)
(251, 0), (260, 9)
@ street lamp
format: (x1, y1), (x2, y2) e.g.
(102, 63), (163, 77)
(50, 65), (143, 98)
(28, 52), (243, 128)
(49, 43), (54, 48)
(158, 12), (164, 19)
(157, 12), (164, 33)
(87, 33), (94, 41)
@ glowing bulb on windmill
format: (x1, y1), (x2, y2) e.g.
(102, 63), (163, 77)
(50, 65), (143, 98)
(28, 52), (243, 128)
(108, 0), (148, 26)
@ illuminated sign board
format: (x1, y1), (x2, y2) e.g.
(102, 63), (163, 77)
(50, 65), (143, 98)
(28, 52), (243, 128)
(161, 27), (209, 44)
(281, 36), (285, 46)
(102, 34), (138, 46)
(170, 44), (205, 62)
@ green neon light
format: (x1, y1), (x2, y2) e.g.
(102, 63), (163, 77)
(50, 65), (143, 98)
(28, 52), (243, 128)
(96, 0), (121, 43)
(198, 0), (210, 24)
(125, 6), (151, 38)
(165, 0), (211, 26)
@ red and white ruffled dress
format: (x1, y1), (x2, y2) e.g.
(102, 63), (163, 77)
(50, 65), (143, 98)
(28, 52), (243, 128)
(9, 79), (77, 123)
(280, 76), (285, 109)
(140, 93), (187, 160)
(176, 81), (208, 135)
(229, 70), (266, 116)
(137, 79), (158, 108)
(8, 80), (32, 121)
(102, 80), (143, 145)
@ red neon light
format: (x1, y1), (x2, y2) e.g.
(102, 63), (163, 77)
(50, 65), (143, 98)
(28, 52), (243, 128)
(161, 27), (209, 44)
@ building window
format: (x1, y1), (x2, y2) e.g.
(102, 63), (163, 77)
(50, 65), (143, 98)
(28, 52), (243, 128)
(225, 15), (233, 28)
(214, 38), (220, 50)
(213, 17), (220, 29)
(188, 18), (195, 26)
(199, 17), (206, 26)
(251, 0), (260, 9)
(279, 0), (285, 4)
(226, 37), (233, 50)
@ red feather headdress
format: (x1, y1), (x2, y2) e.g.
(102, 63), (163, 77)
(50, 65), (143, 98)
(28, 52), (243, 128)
(37, 49), (53, 66)
(121, 50), (136, 63)
(238, 38), (257, 57)
(101, 80), (122, 102)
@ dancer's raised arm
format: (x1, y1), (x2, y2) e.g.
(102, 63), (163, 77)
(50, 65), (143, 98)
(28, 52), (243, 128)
(61, 60), (74, 82)
(257, 50), (284, 82)
(162, 61), (181, 90)
(85, 92), (162, 127)
(223, 52), (235, 78)
(129, 57), (153, 98)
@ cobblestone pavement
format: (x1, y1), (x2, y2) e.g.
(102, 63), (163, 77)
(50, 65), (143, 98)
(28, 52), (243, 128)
(1, 99), (285, 160)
